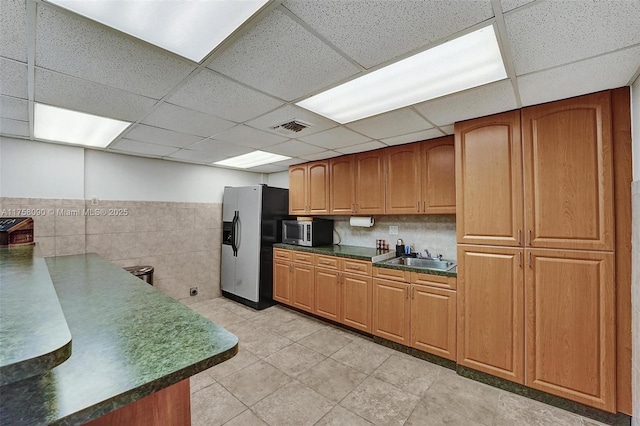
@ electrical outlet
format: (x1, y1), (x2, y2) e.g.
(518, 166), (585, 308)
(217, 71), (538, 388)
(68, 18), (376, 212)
(190, 287), (198, 296)
(389, 226), (398, 235)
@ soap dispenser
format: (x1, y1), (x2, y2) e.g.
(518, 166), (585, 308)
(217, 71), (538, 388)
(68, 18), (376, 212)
(395, 239), (405, 257)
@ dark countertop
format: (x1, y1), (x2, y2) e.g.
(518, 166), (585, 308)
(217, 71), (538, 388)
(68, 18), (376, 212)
(0, 246), (72, 386)
(274, 243), (456, 277)
(0, 253), (238, 426)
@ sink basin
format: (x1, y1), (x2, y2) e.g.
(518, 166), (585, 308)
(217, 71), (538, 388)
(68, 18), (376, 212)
(383, 257), (456, 271)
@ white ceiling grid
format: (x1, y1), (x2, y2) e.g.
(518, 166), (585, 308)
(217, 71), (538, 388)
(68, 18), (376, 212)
(0, 0), (638, 174)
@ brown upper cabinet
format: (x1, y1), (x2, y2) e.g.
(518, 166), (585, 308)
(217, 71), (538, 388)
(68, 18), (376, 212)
(385, 136), (456, 214)
(328, 150), (386, 215)
(329, 155), (355, 215)
(289, 160), (330, 215)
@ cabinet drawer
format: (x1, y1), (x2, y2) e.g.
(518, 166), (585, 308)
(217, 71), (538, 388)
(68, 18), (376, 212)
(410, 272), (457, 290)
(373, 267), (411, 282)
(292, 251), (314, 265)
(315, 254), (340, 270)
(274, 249), (292, 261)
(343, 259), (372, 276)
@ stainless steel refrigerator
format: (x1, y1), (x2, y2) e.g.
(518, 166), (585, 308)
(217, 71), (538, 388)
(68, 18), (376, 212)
(221, 185), (289, 309)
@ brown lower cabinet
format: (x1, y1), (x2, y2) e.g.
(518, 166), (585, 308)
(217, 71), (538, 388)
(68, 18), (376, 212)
(372, 278), (411, 345)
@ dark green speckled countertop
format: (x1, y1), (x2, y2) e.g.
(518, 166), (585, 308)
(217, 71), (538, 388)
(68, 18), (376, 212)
(0, 246), (72, 386)
(0, 253), (238, 426)
(274, 243), (456, 277)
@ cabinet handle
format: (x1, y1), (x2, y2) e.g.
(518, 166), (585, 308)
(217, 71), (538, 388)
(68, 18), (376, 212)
(417, 201), (420, 212)
(411, 286), (415, 299)
(321, 261), (330, 265)
(347, 266), (360, 271)
(355, 204), (359, 212)
(405, 287), (408, 299)
(517, 229), (521, 245)
(528, 229), (532, 245)
(528, 252), (532, 268)
(422, 201), (425, 212)
(518, 252), (522, 267)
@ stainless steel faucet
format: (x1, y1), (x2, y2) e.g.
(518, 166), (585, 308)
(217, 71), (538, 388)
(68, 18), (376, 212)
(423, 249), (432, 259)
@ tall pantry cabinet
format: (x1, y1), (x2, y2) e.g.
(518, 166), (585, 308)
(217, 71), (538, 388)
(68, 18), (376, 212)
(455, 91), (616, 412)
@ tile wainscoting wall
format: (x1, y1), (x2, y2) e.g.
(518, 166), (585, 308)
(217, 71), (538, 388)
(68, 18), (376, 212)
(333, 215), (457, 261)
(633, 181), (640, 426)
(0, 197), (222, 304)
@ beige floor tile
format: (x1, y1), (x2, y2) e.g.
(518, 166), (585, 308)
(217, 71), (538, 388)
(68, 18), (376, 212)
(270, 316), (328, 341)
(315, 405), (374, 426)
(223, 409), (268, 426)
(191, 383), (246, 426)
(207, 348), (260, 381)
(223, 302), (263, 320)
(494, 393), (583, 426)
(218, 360), (292, 406)
(371, 354), (442, 398)
(264, 343), (326, 377)
(298, 327), (354, 356)
(331, 338), (392, 374)
(297, 358), (367, 403)
(340, 376), (420, 426)
(423, 372), (501, 426)
(240, 328), (294, 359)
(251, 305), (304, 328)
(252, 382), (334, 426)
(190, 370), (216, 394)
(201, 308), (247, 327)
(405, 398), (486, 426)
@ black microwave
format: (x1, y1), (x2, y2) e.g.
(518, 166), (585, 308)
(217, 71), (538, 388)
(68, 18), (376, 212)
(282, 219), (333, 247)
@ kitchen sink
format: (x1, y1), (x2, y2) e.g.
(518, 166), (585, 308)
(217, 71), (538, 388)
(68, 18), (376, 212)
(382, 257), (456, 271)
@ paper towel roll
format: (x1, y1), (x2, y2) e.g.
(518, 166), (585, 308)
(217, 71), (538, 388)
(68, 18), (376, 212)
(349, 216), (374, 227)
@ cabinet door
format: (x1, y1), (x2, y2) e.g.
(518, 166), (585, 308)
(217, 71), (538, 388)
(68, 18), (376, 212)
(289, 165), (307, 215)
(455, 111), (523, 246)
(354, 150), (385, 214)
(457, 245), (524, 384)
(411, 285), (456, 360)
(385, 144), (421, 214)
(330, 155), (355, 214)
(314, 267), (341, 322)
(421, 136), (456, 214)
(273, 260), (292, 304)
(342, 272), (372, 333)
(525, 249), (615, 411)
(522, 91), (614, 251)
(292, 263), (315, 313)
(307, 161), (330, 215)
(372, 278), (410, 346)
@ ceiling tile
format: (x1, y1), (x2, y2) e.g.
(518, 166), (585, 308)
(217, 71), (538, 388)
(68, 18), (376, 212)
(265, 140), (326, 157)
(123, 124), (203, 148)
(35, 3), (196, 99)
(1, 0), (27, 62)
(208, 9), (360, 101)
(246, 164), (288, 173)
(440, 125), (454, 135)
(504, 1), (640, 75)
(501, 0), (535, 13)
(381, 128), (445, 146)
(35, 68), (157, 122)
(0, 96), (28, 121)
(518, 45), (640, 107)
(300, 150), (342, 161)
(210, 124), (288, 149)
(413, 80), (517, 126)
(142, 103), (235, 138)
(299, 126), (371, 149)
(272, 157), (307, 166)
(0, 59), (28, 99)
(188, 139), (253, 157)
(245, 104), (338, 138)
(283, 0), (493, 68)
(346, 108), (431, 139)
(167, 149), (226, 163)
(167, 69), (283, 122)
(1, 118), (29, 137)
(109, 138), (179, 157)
(335, 140), (385, 155)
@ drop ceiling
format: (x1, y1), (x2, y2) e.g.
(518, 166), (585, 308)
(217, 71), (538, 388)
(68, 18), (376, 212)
(1, 0), (639, 174)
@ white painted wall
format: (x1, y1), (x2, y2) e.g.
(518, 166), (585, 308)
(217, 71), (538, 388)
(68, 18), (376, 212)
(267, 171), (289, 189)
(0, 137), (85, 199)
(84, 150), (261, 203)
(0, 137), (264, 202)
(633, 77), (640, 180)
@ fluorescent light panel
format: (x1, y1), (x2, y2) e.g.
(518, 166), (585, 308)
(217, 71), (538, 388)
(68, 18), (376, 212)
(214, 150), (290, 169)
(47, 0), (269, 62)
(297, 26), (507, 124)
(34, 103), (131, 148)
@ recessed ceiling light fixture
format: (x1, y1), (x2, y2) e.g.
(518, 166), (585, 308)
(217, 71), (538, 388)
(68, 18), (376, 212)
(46, 0), (270, 62)
(34, 103), (131, 148)
(296, 26), (507, 124)
(214, 150), (290, 169)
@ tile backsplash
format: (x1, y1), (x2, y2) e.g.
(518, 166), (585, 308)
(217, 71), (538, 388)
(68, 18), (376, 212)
(333, 214), (457, 260)
(0, 197), (221, 304)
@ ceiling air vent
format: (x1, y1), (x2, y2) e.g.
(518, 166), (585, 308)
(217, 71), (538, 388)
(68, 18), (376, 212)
(271, 119), (313, 135)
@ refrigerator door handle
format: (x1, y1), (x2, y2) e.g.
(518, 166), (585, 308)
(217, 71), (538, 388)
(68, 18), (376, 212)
(231, 211), (239, 256)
